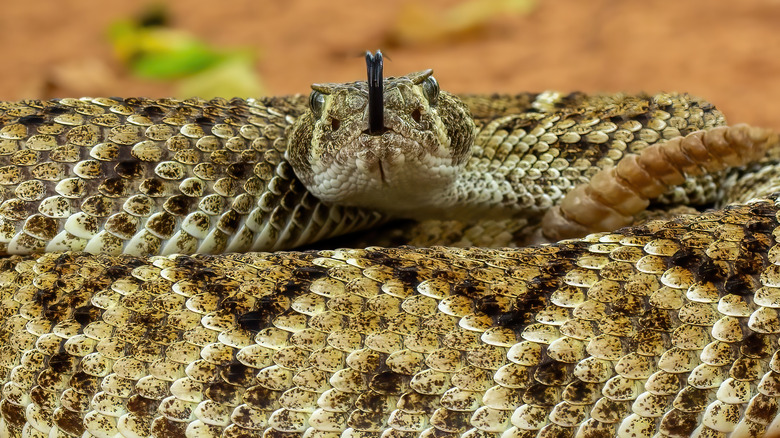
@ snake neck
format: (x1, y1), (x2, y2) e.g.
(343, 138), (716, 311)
(387, 169), (540, 222)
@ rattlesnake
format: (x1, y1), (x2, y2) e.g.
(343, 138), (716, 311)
(0, 54), (778, 437)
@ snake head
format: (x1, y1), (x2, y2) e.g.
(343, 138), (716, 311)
(286, 69), (475, 217)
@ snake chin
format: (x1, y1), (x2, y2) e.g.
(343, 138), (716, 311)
(308, 132), (462, 216)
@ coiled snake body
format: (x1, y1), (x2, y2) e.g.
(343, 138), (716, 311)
(0, 62), (778, 438)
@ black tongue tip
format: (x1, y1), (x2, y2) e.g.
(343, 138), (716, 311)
(366, 50), (384, 135)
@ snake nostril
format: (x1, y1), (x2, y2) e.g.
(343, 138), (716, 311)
(332, 118), (341, 131)
(412, 108), (422, 123)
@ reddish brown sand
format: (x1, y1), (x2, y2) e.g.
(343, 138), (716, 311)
(0, 0), (778, 129)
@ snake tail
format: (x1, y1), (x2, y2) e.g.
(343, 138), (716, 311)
(542, 124), (780, 241)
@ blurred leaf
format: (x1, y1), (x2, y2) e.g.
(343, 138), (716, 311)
(108, 21), (224, 79)
(130, 43), (223, 79)
(391, 0), (538, 45)
(177, 55), (265, 99)
(107, 6), (264, 97)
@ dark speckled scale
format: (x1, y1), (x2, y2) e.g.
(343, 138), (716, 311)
(0, 196), (778, 436)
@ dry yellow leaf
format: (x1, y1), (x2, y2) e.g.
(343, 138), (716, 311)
(391, 0), (538, 45)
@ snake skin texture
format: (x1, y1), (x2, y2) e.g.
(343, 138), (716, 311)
(0, 73), (777, 437)
(0, 91), (724, 255)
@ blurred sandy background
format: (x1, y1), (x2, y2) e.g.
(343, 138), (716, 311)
(0, 0), (778, 128)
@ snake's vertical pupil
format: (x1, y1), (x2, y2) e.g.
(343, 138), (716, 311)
(366, 50), (384, 135)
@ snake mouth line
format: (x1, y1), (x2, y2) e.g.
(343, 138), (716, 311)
(378, 159), (386, 183)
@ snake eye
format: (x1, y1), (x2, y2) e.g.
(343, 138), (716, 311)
(422, 76), (439, 105)
(309, 91), (326, 116)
